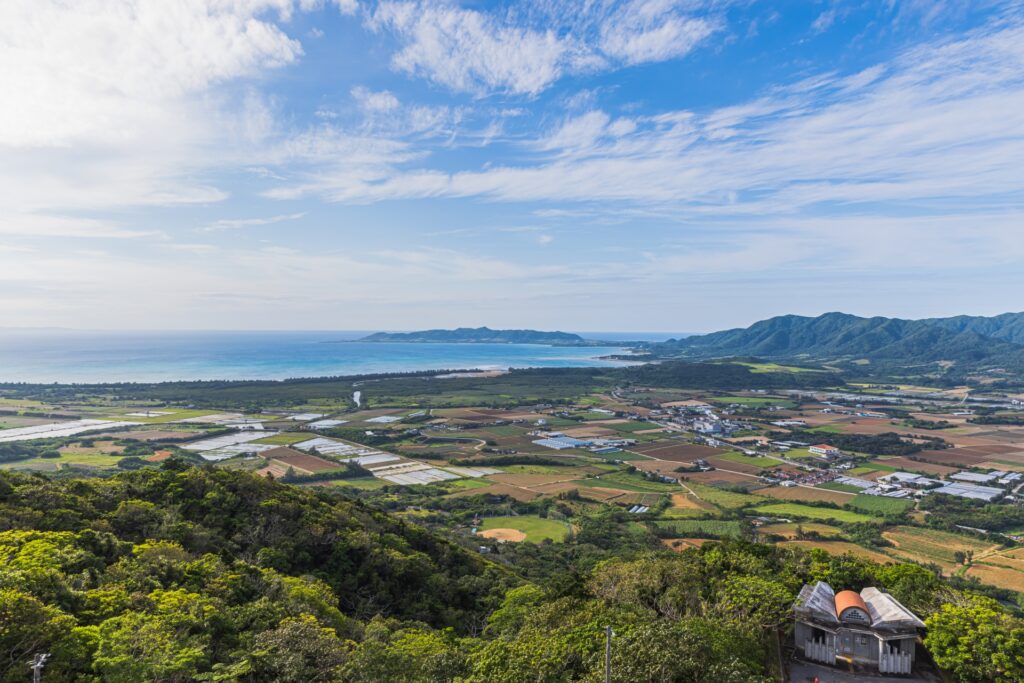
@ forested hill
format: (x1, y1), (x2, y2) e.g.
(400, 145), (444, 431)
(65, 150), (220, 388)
(358, 327), (587, 344)
(2, 464), (1023, 681)
(922, 311), (1024, 345)
(646, 311), (1024, 371)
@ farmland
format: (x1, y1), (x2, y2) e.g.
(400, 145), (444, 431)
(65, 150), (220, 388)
(848, 494), (915, 515)
(752, 503), (877, 524)
(882, 526), (996, 570)
(6, 366), (1024, 599)
(653, 519), (744, 538)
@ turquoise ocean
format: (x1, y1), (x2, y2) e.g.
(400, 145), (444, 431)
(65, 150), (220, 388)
(0, 331), (670, 383)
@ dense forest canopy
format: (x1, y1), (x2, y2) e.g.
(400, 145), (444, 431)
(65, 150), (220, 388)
(1, 464), (1023, 682)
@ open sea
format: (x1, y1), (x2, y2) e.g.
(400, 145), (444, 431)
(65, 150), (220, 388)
(0, 330), (671, 384)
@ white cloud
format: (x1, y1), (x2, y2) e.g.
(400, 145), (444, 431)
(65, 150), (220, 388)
(352, 86), (401, 113)
(811, 9), (838, 33)
(280, 16), (1024, 216)
(369, 0), (718, 95)
(599, 0), (717, 65)
(200, 213), (307, 231)
(0, 0), (328, 239)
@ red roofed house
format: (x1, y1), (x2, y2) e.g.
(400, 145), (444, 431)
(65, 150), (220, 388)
(809, 444), (840, 458)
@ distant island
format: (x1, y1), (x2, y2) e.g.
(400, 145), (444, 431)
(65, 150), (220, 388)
(357, 326), (590, 345)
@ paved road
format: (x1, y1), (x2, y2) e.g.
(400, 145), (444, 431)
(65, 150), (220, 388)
(789, 659), (940, 683)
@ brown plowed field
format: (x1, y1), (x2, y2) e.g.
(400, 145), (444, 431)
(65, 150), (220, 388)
(630, 442), (726, 462)
(879, 457), (959, 476)
(269, 452), (343, 473)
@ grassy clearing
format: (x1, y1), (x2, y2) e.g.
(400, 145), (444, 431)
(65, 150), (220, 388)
(478, 515), (569, 542)
(848, 494), (915, 515)
(736, 362), (820, 374)
(809, 425), (843, 434)
(326, 477), (390, 490)
(684, 482), (766, 509)
(252, 432), (312, 445)
(443, 478), (494, 490)
(717, 452), (778, 468)
(752, 502), (877, 524)
(654, 519), (743, 537)
(1, 450), (126, 471)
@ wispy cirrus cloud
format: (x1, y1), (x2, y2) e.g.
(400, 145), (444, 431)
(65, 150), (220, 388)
(368, 0), (719, 96)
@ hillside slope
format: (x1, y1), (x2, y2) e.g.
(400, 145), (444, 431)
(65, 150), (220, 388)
(648, 312), (1024, 372)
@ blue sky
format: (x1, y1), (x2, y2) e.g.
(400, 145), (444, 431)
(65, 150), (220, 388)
(2, 0), (1023, 332)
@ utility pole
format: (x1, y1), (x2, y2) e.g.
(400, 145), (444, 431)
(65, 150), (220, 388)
(29, 653), (49, 683)
(604, 625), (613, 683)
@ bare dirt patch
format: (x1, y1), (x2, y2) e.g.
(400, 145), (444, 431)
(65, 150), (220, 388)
(479, 528), (526, 542)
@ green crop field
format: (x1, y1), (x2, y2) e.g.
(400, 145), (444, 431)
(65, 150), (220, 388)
(1, 450), (126, 471)
(580, 472), (677, 493)
(252, 432), (312, 445)
(752, 503), (877, 524)
(848, 494), (915, 515)
(710, 396), (798, 409)
(717, 452), (778, 468)
(735, 362), (820, 374)
(654, 519), (743, 537)
(684, 482), (766, 509)
(478, 515), (570, 542)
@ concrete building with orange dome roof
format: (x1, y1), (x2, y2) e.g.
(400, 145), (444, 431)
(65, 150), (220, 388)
(793, 581), (925, 675)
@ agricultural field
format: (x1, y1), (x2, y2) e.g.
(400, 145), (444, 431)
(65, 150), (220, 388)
(629, 441), (726, 462)
(252, 432), (313, 446)
(817, 481), (864, 493)
(716, 452), (779, 468)
(847, 494), (915, 515)
(752, 503), (877, 524)
(653, 519), (743, 538)
(881, 526), (996, 571)
(755, 485), (855, 505)
(477, 515), (569, 543)
(758, 522), (843, 539)
(682, 481), (766, 509)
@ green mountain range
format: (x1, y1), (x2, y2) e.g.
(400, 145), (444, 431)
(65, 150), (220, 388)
(645, 311), (1024, 376)
(358, 326), (587, 345)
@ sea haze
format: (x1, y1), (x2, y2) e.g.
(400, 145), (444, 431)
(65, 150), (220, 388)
(0, 330), (634, 383)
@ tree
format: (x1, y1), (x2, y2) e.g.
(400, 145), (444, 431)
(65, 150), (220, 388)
(0, 588), (74, 681)
(924, 595), (1024, 682)
(718, 575), (794, 631)
(246, 615), (348, 683)
(92, 611), (208, 682)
